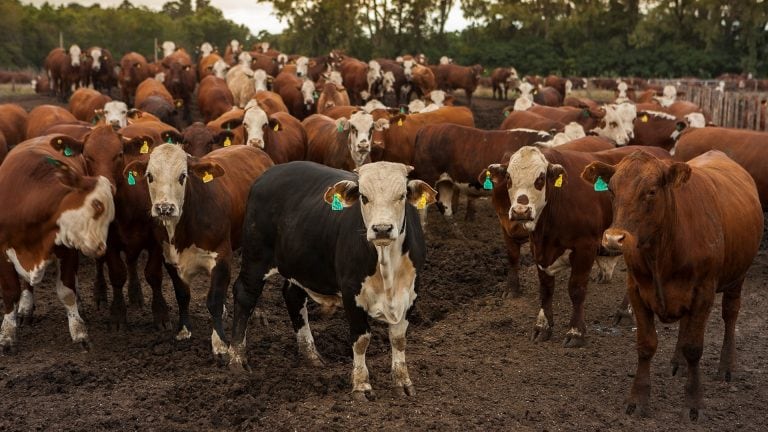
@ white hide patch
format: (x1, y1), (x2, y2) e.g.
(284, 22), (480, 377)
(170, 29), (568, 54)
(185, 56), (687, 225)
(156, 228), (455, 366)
(252, 69), (269, 92)
(408, 99), (426, 113)
(355, 238), (417, 325)
(685, 112), (706, 128)
(0, 310), (18, 347)
(536, 250), (572, 276)
(145, 143), (189, 226)
(55, 176), (115, 258)
(345, 111), (377, 168)
(211, 329), (228, 356)
(514, 96), (533, 111)
(200, 42), (213, 58)
(550, 122), (585, 146)
(55, 262), (88, 343)
(363, 99), (387, 113)
(162, 41), (176, 58)
(242, 104), (269, 148)
(90, 48), (102, 71)
(428, 90), (446, 106)
(506, 146), (550, 230)
(176, 325), (192, 340)
(212, 60), (229, 79)
(69, 45), (81, 67)
(18, 289), (34, 318)
(162, 242), (219, 284)
(593, 103), (635, 146)
(301, 79), (316, 105)
(5, 249), (51, 286)
(103, 101), (128, 128)
(536, 308), (549, 329)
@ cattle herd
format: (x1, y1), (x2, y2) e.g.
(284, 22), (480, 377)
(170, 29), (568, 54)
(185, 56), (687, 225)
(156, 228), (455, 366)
(1, 39), (767, 423)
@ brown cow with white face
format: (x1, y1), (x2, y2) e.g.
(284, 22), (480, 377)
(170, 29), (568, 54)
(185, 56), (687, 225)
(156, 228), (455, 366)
(305, 111), (389, 171)
(582, 150), (762, 420)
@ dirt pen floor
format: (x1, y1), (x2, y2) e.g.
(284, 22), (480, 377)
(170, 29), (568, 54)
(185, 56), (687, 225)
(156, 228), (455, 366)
(1, 90), (767, 431)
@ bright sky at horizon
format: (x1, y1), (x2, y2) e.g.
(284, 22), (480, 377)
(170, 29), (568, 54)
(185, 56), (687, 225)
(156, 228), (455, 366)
(25, 1), (470, 35)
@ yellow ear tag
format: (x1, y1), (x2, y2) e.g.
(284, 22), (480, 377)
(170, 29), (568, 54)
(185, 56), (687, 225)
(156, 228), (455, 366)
(417, 193), (428, 210)
(140, 141), (149, 154)
(397, 118), (403, 126)
(223, 136), (231, 147)
(202, 172), (213, 183)
(273, 123), (279, 132)
(641, 115), (648, 123)
(554, 173), (563, 188)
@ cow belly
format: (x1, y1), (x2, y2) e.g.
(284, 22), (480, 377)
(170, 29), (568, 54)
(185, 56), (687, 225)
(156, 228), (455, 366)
(355, 253), (417, 325)
(163, 242), (219, 283)
(5, 249), (51, 286)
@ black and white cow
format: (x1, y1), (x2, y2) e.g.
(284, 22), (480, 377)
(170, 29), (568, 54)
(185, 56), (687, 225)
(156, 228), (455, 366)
(228, 161), (437, 399)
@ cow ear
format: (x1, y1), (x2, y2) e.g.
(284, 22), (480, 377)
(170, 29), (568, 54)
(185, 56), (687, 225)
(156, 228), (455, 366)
(664, 162), (691, 188)
(268, 117), (282, 132)
(189, 160), (226, 182)
(49, 135), (83, 157)
(407, 180), (437, 208)
(547, 164), (566, 187)
(478, 163), (508, 187)
(374, 118), (390, 130)
(127, 108), (143, 119)
(44, 157), (84, 190)
(123, 159), (148, 182)
(93, 108), (104, 121)
(324, 180), (359, 208)
(581, 161), (615, 186)
(336, 117), (350, 132)
(161, 130), (183, 144)
(214, 130), (235, 147)
(124, 136), (154, 156)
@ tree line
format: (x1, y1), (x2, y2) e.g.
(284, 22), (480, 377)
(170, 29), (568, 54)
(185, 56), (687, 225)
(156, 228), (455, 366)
(1, 0), (766, 79)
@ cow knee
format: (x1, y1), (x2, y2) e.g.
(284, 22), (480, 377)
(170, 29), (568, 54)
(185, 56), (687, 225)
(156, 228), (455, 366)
(682, 344), (703, 363)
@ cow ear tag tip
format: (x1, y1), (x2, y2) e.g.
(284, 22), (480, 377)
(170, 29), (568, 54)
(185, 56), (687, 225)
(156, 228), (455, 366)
(140, 141), (149, 154)
(554, 174), (563, 188)
(202, 172), (214, 183)
(594, 176), (608, 192)
(483, 170), (493, 190)
(397, 118), (403, 126)
(331, 193), (343, 211)
(127, 171), (136, 186)
(417, 193), (428, 210)
(223, 136), (231, 147)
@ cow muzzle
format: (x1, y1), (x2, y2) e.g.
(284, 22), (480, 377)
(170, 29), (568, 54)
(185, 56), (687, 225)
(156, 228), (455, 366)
(602, 229), (626, 251)
(248, 138), (265, 149)
(370, 223), (395, 245)
(154, 202), (177, 218)
(356, 142), (371, 153)
(509, 205), (533, 221)
(109, 120), (121, 129)
(82, 241), (107, 258)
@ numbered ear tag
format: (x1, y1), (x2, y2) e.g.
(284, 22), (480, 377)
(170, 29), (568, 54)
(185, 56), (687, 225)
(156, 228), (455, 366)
(554, 174), (563, 188)
(202, 172), (214, 183)
(594, 176), (608, 192)
(127, 171), (136, 186)
(140, 141), (149, 154)
(641, 115), (649, 123)
(64, 146), (74, 157)
(483, 170), (493, 190)
(417, 193), (428, 210)
(223, 136), (231, 147)
(331, 193), (343, 211)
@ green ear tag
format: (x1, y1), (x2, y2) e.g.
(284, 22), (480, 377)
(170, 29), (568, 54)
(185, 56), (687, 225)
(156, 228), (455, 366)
(337, 123), (343, 133)
(503, 110), (510, 117)
(64, 146), (73, 157)
(167, 136), (173, 143)
(582, 109), (589, 118)
(400, 106), (405, 114)
(483, 171), (493, 190)
(313, 91), (319, 99)
(331, 193), (343, 211)
(127, 171), (136, 186)
(594, 176), (608, 192)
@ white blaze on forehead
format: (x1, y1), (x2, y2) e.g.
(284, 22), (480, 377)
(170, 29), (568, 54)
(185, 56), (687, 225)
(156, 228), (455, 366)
(428, 90), (446, 106)
(685, 112), (706, 128)
(237, 52), (251, 66)
(301, 80), (316, 104)
(513, 96), (532, 111)
(296, 56), (309, 77)
(594, 103), (635, 145)
(507, 146), (550, 231)
(551, 122), (585, 146)
(146, 144), (189, 220)
(162, 41), (176, 57)
(259, 42), (270, 52)
(200, 42), (213, 57)
(243, 105), (269, 148)
(252, 69), (269, 92)
(356, 162), (410, 240)
(347, 111), (376, 168)
(230, 40), (240, 52)
(90, 48), (102, 70)
(564, 80), (573, 95)
(509, 67), (519, 79)
(408, 99), (426, 113)
(402, 60), (415, 78)
(328, 71), (343, 87)
(212, 59), (229, 79)
(439, 56), (452, 64)
(656, 85), (677, 107)
(518, 81), (535, 97)
(382, 71), (395, 91)
(103, 101), (128, 127)
(69, 45), (81, 66)
(55, 176), (115, 257)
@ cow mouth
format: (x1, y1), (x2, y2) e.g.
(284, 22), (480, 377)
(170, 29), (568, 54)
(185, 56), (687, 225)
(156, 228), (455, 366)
(371, 237), (394, 247)
(509, 214), (533, 222)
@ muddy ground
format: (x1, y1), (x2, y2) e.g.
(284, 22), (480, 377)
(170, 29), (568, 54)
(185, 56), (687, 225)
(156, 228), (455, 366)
(0, 90), (766, 431)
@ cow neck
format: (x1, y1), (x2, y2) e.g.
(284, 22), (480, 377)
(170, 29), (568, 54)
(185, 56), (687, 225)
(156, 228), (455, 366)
(373, 217), (408, 294)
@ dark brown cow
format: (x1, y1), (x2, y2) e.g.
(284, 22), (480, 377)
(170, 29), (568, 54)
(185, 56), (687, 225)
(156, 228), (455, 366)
(161, 49), (196, 124)
(180, 122), (235, 157)
(0, 134), (115, 351)
(500, 110), (566, 132)
(45, 45), (83, 100)
(118, 52), (151, 106)
(582, 150), (762, 420)
(197, 76), (234, 123)
(123, 144), (273, 359)
(484, 145), (670, 346)
(317, 83), (351, 115)
(491, 67), (517, 100)
(533, 87), (564, 106)
(135, 78), (181, 128)
(338, 57), (369, 105)
(0, 104), (28, 150)
(543, 75), (568, 96)
(673, 127), (768, 208)
(26, 105), (78, 139)
(85, 47), (118, 94)
(272, 72), (316, 120)
(69, 88), (112, 124)
(304, 112), (389, 171)
(434, 63), (483, 106)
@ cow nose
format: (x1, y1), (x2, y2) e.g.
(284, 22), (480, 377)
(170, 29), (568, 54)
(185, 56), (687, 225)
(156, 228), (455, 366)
(154, 203), (176, 217)
(372, 224), (394, 238)
(602, 230), (626, 250)
(357, 141), (370, 152)
(110, 120), (120, 128)
(510, 205), (532, 220)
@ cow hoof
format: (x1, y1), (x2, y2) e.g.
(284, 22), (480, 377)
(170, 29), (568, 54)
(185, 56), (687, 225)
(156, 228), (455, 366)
(531, 326), (552, 343)
(500, 284), (522, 299)
(402, 384), (416, 397)
(228, 360), (252, 374)
(18, 312), (35, 327)
(127, 287), (145, 309)
(686, 407), (700, 422)
(79, 340), (92, 352)
(352, 390), (376, 402)
(305, 354), (326, 367)
(563, 333), (586, 348)
(611, 308), (633, 327)
(625, 401), (648, 417)
(254, 309), (269, 327)
(717, 368), (732, 382)
(1, 343), (16, 355)
(152, 305), (171, 331)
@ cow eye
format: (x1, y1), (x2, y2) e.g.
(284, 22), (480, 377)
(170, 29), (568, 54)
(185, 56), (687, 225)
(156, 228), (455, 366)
(646, 188), (656, 198)
(610, 122), (618, 128)
(399, 194), (406, 201)
(360, 194), (369, 204)
(534, 172), (545, 190)
(146, 172), (154, 183)
(178, 173), (187, 184)
(92, 199), (104, 219)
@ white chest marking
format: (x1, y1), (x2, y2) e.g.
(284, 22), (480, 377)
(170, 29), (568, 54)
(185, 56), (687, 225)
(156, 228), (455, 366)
(537, 249), (572, 276)
(5, 249), (51, 285)
(355, 240), (417, 325)
(162, 242), (219, 283)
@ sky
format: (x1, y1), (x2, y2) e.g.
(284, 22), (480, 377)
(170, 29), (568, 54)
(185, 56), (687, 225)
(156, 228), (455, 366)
(25, 1), (470, 35)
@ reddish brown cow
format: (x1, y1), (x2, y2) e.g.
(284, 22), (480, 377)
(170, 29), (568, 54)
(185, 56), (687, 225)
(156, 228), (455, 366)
(26, 105), (78, 139)
(304, 112), (389, 171)
(251, 91), (289, 115)
(41, 123), (94, 141)
(485, 145), (670, 346)
(544, 75), (568, 96)
(272, 72), (316, 120)
(180, 122), (235, 157)
(198, 53), (227, 80)
(0, 104), (28, 149)
(528, 105), (604, 131)
(118, 52), (151, 106)
(197, 76), (234, 123)
(491, 67), (517, 100)
(317, 83), (351, 115)
(533, 87), (564, 106)
(161, 49), (196, 123)
(434, 63), (483, 106)
(45, 46), (83, 100)
(135, 78), (181, 128)
(582, 150), (762, 419)
(249, 52), (280, 77)
(69, 88), (112, 124)
(237, 106), (307, 164)
(629, 110), (686, 151)
(500, 110), (566, 132)
(0, 134), (115, 351)
(673, 127), (768, 208)
(338, 57), (369, 105)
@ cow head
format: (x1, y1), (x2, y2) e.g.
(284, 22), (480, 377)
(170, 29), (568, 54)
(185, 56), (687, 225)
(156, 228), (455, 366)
(212, 59), (229, 79)
(230, 40), (241, 54)
(408, 99), (426, 114)
(427, 90), (446, 107)
(301, 80), (316, 110)
(252, 69), (271, 92)
(242, 104), (280, 149)
(100, 101), (128, 129)
(162, 41), (176, 58)
(550, 122), (586, 146)
(402, 60), (415, 80)
(90, 48), (102, 71)
(337, 111), (389, 168)
(581, 150), (689, 252)
(684, 112), (706, 129)
(593, 103), (635, 145)
(488, 146), (565, 232)
(200, 42), (213, 58)
(181, 122), (233, 157)
(237, 52), (252, 67)
(382, 71), (396, 94)
(123, 143), (224, 221)
(439, 56), (452, 65)
(296, 56), (309, 77)
(324, 162), (436, 246)
(69, 45), (82, 67)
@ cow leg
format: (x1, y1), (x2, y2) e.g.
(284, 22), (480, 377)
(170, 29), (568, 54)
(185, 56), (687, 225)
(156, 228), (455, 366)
(678, 298), (713, 422)
(563, 250), (596, 348)
(625, 276), (656, 417)
(594, 255), (621, 283)
(55, 251), (90, 350)
(229, 262), (271, 370)
(126, 251), (145, 308)
(532, 267), (555, 343)
(466, 90), (473, 108)
(390, 318), (415, 397)
(144, 245), (170, 330)
(612, 294), (634, 326)
(671, 326), (686, 377)
(345, 294), (374, 401)
(464, 195), (477, 222)
(501, 233), (523, 298)
(282, 281), (324, 366)
(104, 245), (128, 331)
(17, 282), (34, 325)
(718, 282), (743, 382)
(0, 258), (22, 352)
(166, 262), (192, 341)
(208, 258), (232, 363)
(93, 257), (108, 309)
